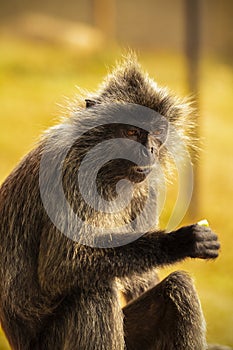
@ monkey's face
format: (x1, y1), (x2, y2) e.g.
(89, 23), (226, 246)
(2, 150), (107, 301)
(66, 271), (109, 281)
(118, 124), (168, 183)
(97, 122), (168, 185)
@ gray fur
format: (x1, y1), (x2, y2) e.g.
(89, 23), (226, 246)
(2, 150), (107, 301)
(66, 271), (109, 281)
(0, 55), (222, 349)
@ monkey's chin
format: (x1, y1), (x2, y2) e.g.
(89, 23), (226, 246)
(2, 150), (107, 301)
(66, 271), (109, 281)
(135, 166), (152, 176)
(128, 166), (152, 183)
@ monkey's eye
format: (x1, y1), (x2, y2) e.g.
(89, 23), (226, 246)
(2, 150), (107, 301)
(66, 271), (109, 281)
(126, 129), (138, 137)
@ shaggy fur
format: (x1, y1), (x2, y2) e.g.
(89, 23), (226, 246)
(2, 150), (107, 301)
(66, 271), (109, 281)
(0, 56), (221, 350)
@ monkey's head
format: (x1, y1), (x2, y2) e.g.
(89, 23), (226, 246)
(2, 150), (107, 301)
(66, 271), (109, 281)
(70, 54), (195, 187)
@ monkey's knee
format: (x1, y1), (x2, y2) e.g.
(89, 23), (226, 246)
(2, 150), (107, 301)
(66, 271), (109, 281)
(153, 271), (206, 349)
(162, 270), (194, 291)
(160, 271), (206, 324)
(161, 271), (200, 307)
(124, 271), (207, 350)
(159, 271), (207, 349)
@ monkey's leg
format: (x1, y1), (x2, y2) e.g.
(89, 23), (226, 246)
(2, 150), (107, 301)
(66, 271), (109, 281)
(31, 291), (124, 350)
(123, 271), (207, 350)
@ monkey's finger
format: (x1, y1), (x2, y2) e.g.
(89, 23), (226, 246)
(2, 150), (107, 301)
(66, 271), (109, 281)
(198, 250), (220, 260)
(195, 241), (220, 253)
(194, 227), (219, 242)
(201, 241), (221, 250)
(191, 240), (220, 260)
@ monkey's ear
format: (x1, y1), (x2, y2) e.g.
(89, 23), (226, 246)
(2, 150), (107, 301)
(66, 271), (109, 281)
(85, 99), (96, 108)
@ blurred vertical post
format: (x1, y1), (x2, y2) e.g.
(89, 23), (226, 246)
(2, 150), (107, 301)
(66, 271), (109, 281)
(91, 0), (116, 40)
(184, 0), (201, 220)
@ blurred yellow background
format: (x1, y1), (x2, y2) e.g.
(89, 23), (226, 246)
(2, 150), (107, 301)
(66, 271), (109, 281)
(0, 0), (232, 349)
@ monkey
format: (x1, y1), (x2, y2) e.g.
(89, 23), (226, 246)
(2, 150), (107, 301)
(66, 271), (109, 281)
(0, 55), (222, 350)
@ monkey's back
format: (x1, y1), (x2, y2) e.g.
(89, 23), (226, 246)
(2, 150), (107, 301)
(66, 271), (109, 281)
(0, 146), (45, 315)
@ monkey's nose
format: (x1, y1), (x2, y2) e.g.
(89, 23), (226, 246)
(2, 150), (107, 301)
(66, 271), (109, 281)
(150, 146), (159, 159)
(140, 146), (156, 165)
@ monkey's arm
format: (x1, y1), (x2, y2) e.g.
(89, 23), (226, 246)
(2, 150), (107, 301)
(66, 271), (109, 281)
(38, 224), (220, 295)
(107, 224), (220, 277)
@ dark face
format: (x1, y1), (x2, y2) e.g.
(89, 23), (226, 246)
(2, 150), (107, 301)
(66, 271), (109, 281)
(84, 100), (169, 185)
(116, 124), (168, 182)
(96, 122), (168, 185)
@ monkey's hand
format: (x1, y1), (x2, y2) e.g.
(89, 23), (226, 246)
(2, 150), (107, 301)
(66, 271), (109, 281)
(168, 224), (220, 260)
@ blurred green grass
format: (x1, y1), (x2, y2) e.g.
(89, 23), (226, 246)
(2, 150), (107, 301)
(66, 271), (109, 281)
(0, 37), (232, 349)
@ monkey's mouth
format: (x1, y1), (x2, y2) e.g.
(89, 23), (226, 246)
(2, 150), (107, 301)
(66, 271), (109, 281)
(134, 165), (153, 176)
